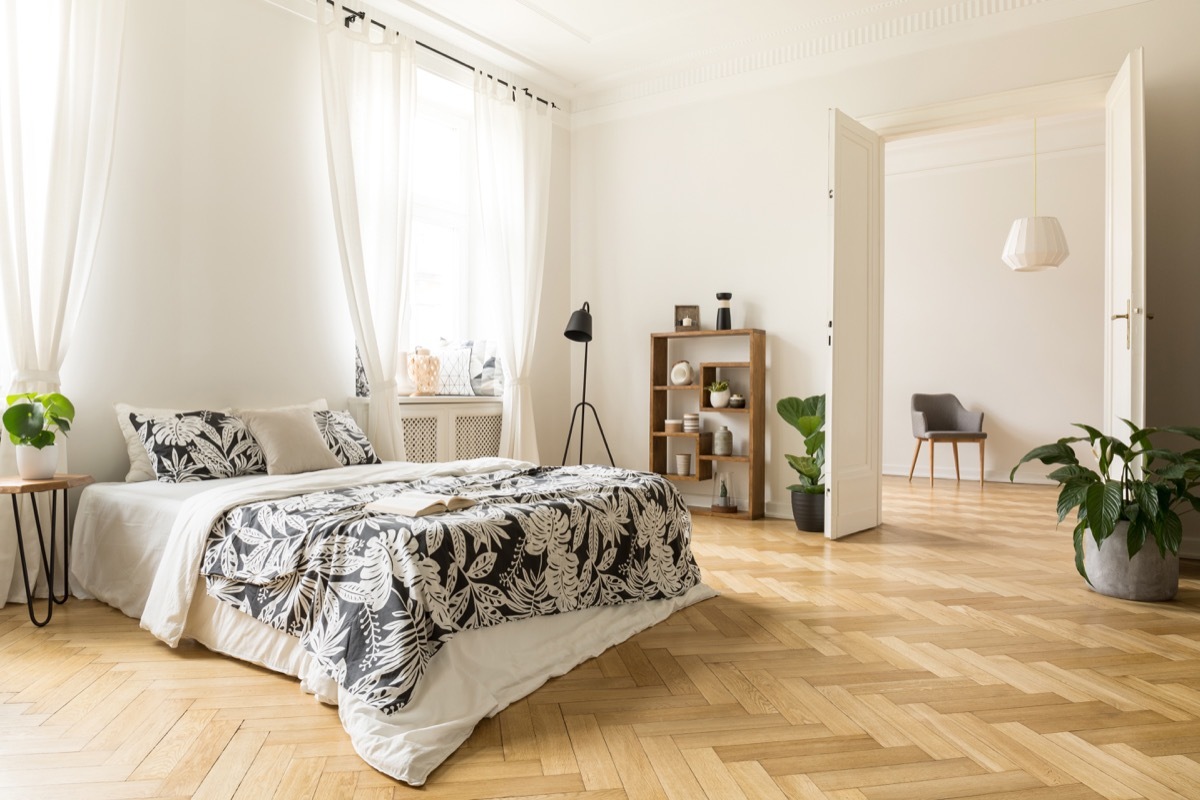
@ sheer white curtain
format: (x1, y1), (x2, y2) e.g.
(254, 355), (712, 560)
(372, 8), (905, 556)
(317, 7), (416, 461)
(0, 1), (126, 604)
(472, 74), (553, 462)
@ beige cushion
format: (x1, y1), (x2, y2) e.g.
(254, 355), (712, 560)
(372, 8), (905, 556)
(230, 398), (328, 417)
(237, 407), (341, 476)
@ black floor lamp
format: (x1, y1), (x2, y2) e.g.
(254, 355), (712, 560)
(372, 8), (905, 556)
(561, 301), (615, 466)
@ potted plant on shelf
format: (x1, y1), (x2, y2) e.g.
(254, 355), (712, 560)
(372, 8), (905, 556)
(708, 380), (730, 409)
(1010, 420), (1200, 601)
(777, 394), (825, 532)
(3, 392), (75, 480)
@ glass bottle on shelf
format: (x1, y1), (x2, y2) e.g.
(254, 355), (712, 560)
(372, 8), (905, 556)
(711, 472), (738, 513)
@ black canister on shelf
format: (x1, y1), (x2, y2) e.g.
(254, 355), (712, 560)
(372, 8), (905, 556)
(716, 292), (732, 330)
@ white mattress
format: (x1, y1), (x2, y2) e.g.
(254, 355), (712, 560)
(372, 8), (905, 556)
(69, 470), (715, 785)
(71, 477), (258, 617)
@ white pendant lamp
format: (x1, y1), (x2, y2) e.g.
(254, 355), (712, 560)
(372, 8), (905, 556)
(1002, 118), (1069, 272)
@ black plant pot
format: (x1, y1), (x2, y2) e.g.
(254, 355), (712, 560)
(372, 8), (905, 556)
(790, 490), (825, 532)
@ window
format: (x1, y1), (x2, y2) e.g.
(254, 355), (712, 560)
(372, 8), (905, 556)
(407, 67), (473, 348)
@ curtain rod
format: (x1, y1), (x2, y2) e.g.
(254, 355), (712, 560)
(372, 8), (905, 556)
(324, 1), (557, 109)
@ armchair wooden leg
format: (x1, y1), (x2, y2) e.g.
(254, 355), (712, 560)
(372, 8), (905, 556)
(908, 439), (922, 481)
(952, 442), (961, 482)
(979, 439), (985, 487)
(929, 439), (935, 486)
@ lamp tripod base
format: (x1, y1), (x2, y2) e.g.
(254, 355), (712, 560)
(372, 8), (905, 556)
(561, 401), (615, 467)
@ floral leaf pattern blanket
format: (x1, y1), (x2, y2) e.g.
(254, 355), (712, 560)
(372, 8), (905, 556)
(200, 465), (700, 714)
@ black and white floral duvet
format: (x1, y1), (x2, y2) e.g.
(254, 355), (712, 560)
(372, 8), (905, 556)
(199, 465), (700, 714)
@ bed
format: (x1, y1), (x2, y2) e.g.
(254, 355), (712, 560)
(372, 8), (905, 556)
(71, 456), (714, 785)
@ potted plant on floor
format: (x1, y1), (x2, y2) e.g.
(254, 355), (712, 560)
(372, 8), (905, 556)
(1010, 420), (1200, 601)
(777, 394), (825, 532)
(3, 392), (75, 480)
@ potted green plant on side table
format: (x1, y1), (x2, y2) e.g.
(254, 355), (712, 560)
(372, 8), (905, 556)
(1011, 420), (1200, 601)
(3, 392), (75, 480)
(778, 394), (825, 532)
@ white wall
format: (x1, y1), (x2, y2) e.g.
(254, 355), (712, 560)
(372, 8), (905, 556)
(883, 112), (1105, 482)
(571, 0), (1200, 516)
(59, 0), (571, 482)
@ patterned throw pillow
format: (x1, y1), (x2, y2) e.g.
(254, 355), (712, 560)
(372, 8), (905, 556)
(314, 410), (381, 466)
(434, 345), (474, 396)
(470, 339), (504, 397)
(131, 410), (267, 483)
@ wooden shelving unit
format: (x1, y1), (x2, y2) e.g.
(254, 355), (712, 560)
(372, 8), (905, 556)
(649, 328), (765, 520)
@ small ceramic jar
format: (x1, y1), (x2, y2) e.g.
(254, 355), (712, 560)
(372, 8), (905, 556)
(713, 426), (733, 456)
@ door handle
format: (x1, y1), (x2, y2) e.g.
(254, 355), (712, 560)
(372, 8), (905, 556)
(1111, 300), (1130, 350)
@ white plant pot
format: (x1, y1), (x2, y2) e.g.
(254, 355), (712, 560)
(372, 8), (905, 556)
(16, 444), (58, 481)
(709, 389), (730, 408)
(1082, 521), (1179, 602)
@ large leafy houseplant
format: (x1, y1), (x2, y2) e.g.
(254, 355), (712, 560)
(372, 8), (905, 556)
(1010, 420), (1200, 584)
(777, 394), (825, 494)
(3, 392), (75, 449)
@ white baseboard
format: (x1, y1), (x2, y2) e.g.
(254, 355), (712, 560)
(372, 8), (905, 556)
(882, 464), (1055, 485)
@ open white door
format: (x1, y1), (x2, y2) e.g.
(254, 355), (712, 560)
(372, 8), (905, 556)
(826, 109), (883, 539)
(1103, 49), (1146, 435)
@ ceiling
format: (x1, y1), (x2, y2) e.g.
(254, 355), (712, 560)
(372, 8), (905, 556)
(388, 0), (907, 89)
(365, 0), (1144, 113)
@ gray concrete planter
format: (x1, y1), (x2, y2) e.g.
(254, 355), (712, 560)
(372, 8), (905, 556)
(1082, 521), (1179, 602)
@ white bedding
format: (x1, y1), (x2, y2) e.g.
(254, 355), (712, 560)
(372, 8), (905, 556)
(71, 460), (715, 785)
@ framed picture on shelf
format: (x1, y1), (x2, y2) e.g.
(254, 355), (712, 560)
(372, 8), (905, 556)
(674, 304), (700, 332)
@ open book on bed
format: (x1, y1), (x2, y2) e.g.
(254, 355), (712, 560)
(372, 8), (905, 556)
(364, 492), (476, 517)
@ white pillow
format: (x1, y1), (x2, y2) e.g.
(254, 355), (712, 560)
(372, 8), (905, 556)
(237, 407), (342, 476)
(434, 346), (473, 396)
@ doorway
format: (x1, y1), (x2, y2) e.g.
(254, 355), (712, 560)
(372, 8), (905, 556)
(826, 53), (1145, 537)
(880, 111), (1107, 485)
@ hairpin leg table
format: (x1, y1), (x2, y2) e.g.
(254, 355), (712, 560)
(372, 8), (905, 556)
(0, 473), (94, 626)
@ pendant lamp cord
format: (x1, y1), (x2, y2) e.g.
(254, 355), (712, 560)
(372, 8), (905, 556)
(1032, 117), (1038, 217)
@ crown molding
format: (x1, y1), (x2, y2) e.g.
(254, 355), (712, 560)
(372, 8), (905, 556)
(569, 0), (1150, 129)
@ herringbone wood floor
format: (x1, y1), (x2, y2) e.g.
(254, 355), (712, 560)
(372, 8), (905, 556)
(3, 477), (1200, 799)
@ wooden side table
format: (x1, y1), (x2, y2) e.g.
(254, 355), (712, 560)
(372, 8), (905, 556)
(0, 473), (94, 626)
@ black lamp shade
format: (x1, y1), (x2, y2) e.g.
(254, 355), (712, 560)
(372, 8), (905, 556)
(564, 301), (593, 343)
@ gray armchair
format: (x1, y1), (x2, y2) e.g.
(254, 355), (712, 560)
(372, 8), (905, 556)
(909, 393), (987, 486)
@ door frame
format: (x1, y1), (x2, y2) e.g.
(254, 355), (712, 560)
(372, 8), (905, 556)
(861, 74), (1112, 140)
(834, 72), (1121, 507)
